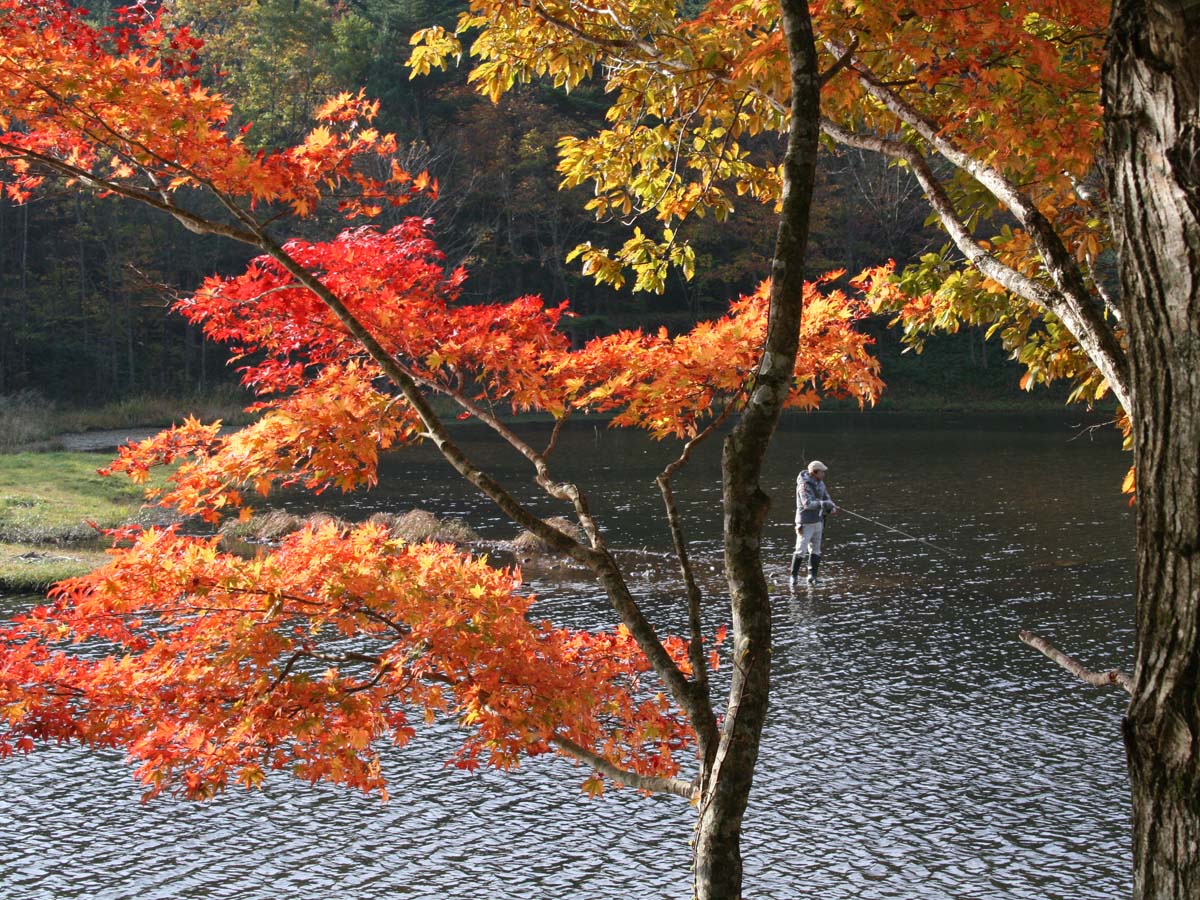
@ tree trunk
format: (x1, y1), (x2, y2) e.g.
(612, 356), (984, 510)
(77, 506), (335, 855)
(692, 2), (820, 897)
(1103, 4), (1200, 898)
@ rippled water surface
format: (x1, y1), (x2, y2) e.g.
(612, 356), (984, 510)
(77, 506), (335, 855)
(1, 414), (1135, 899)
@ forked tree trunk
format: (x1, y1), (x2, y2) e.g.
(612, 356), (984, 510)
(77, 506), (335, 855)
(692, 2), (820, 897)
(1103, 4), (1200, 898)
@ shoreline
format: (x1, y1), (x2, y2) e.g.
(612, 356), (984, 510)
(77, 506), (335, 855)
(28, 402), (1122, 454)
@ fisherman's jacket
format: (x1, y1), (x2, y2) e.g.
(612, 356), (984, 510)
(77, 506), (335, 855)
(795, 471), (834, 526)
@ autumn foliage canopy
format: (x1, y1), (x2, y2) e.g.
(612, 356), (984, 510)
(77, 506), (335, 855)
(414, 0), (1120, 405)
(0, 0), (882, 800)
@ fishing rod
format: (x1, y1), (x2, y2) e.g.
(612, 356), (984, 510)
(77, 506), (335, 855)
(836, 507), (955, 557)
(798, 450), (954, 557)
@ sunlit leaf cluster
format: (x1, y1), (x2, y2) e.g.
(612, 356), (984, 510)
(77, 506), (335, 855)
(0, 0), (419, 217)
(411, 1), (1106, 287)
(1, 522), (694, 799)
(409, 0), (1120, 408)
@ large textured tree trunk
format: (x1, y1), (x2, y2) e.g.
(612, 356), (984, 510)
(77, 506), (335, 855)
(691, 2), (819, 897)
(1103, 4), (1200, 898)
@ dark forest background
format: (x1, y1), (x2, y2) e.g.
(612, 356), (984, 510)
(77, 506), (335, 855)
(0, 0), (1045, 410)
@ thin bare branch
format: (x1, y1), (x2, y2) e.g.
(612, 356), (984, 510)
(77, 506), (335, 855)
(656, 406), (734, 706)
(1019, 630), (1133, 693)
(550, 734), (697, 800)
(542, 413), (568, 460)
(407, 372), (606, 550)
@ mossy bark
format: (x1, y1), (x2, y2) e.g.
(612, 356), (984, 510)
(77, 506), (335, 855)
(692, 2), (820, 897)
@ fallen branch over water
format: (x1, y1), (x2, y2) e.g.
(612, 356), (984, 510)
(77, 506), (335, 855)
(1019, 630), (1133, 694)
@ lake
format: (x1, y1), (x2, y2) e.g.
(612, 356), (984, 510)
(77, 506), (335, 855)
(0, 413), (1135, 899)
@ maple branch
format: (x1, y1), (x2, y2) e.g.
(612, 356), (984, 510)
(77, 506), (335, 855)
(1019, 630), (1133, 694)
(542, 414), (568, 460)
(550, 734), (697, 800)
(342, 665), (393, 695)
(407, 373), (606, 550)
(7, 63), (172, 175)
(266, 648), (397, 697)
(253, 236), (702, 731)
(354, 606), (412, 640)
(825, 40), (1131, 411)
(4, 65), (269, 244)
(237, 283), (306, 305)
(295, 648), (383, 667)
(224, 583), (411, 643)
(265, 650), (307, 696)
(0, 142), (260, 243)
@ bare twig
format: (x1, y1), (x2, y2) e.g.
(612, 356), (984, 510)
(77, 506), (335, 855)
(550, 734), (697, 800)
(1019, 630), (1133, 693)
(656, 406), (734, 704)
(542, 413), (568, 460)
(818, 35), (859, 86)
(407, 372), (606, 550)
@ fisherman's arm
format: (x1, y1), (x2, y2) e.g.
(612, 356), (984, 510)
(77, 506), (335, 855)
(800, 480), (824, 512)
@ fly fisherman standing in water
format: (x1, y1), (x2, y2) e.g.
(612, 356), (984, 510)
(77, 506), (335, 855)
(791, 460), (837, 588)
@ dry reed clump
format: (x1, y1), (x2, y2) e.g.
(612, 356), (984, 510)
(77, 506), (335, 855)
(220, 509), (326, 543)
(219, 508), (481, 546)
(366, 510), (480, 544)
(0, 391), (58, 451)
(509, 516), (586, 555)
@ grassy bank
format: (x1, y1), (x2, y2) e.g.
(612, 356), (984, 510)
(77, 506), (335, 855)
(0, 453), (168, 543)
(0, 452), (170, 594)
(0, 387), (256, 453)
(0, 543), (112, 595)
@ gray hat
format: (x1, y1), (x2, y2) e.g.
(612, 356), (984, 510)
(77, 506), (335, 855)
(807, 460), (828, 473)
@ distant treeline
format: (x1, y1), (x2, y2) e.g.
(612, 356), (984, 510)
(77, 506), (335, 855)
(1, 0), (1029, 408)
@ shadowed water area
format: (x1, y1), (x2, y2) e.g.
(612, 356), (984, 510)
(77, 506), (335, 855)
(0, 414), (1134, 899)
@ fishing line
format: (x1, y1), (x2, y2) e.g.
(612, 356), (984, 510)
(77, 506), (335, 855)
(797, 452), (955, 557)
(836, 507), (955, 556)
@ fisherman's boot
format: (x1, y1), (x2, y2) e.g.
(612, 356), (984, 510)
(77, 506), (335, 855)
(807, 554), (821, 584)
(789, 553), (804, 590)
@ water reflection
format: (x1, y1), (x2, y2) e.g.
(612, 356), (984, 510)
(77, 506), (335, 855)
(1, 414), (1134, 899)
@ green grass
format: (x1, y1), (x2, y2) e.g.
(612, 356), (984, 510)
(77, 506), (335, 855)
(0, 451), (177, 593)
(0, 542), (112, 595)
(0, 452), (170, 544)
